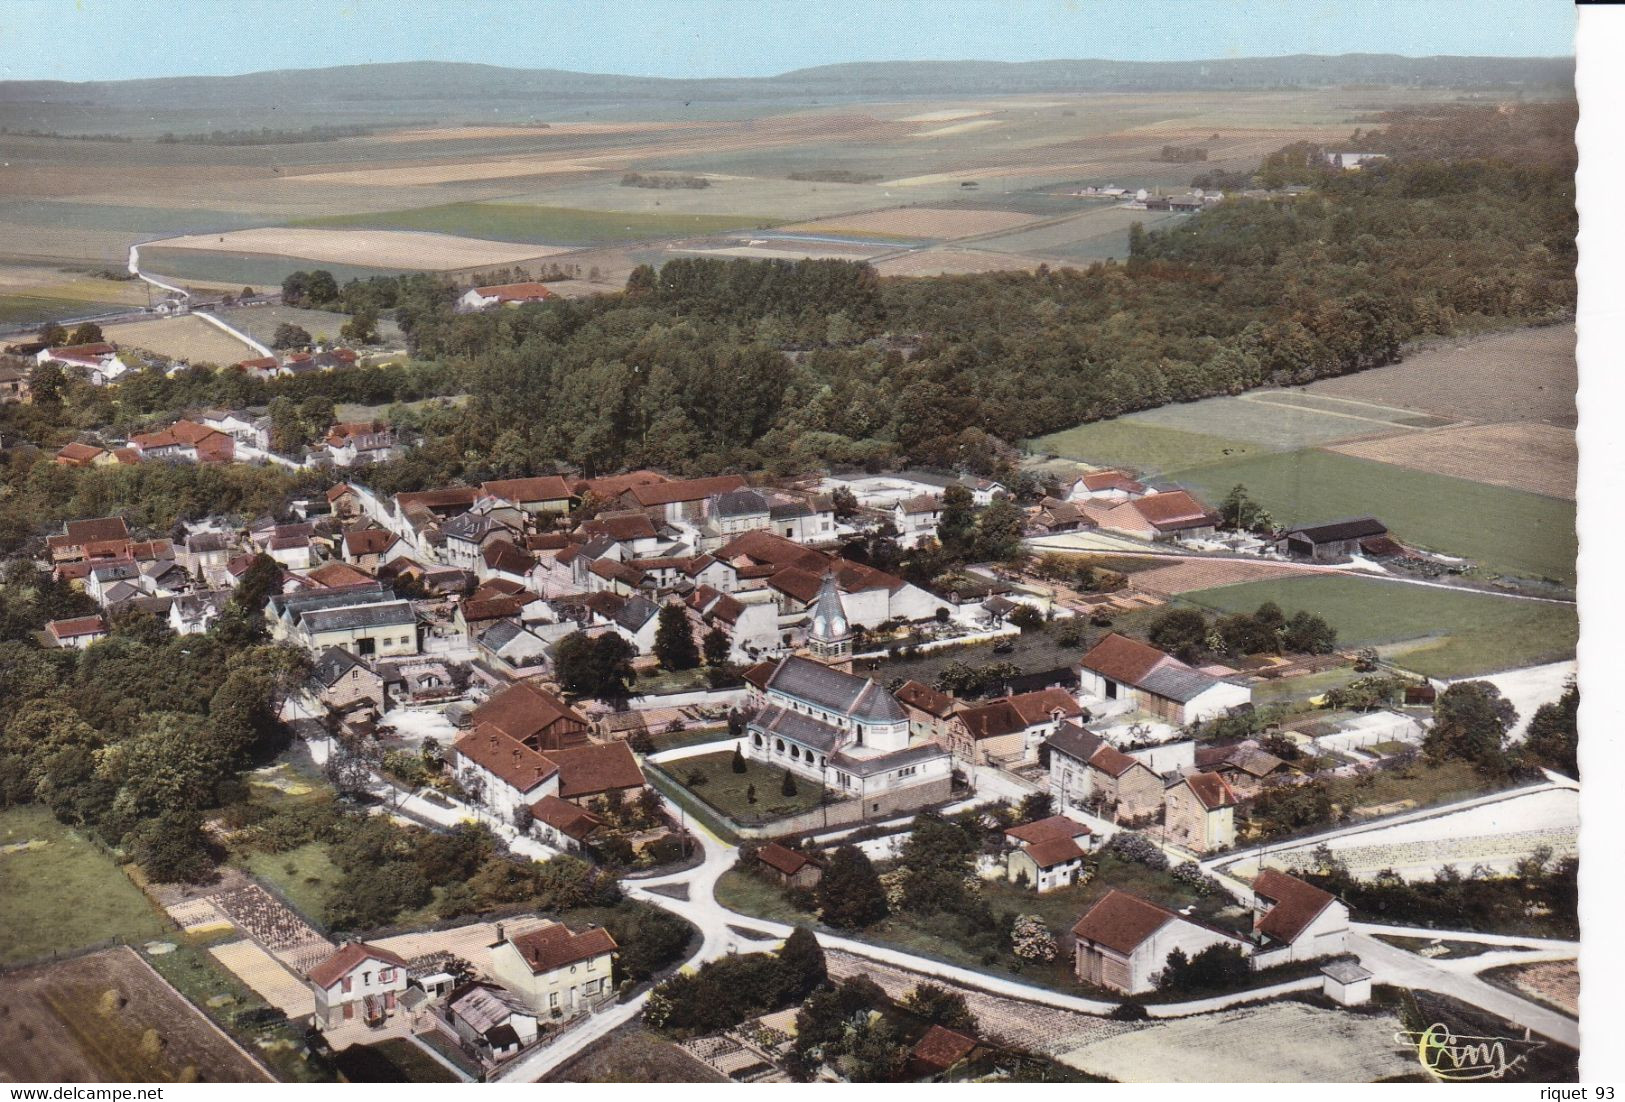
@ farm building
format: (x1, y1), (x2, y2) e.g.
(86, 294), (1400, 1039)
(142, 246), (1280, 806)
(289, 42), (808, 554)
(1282, 517), (1390, 562)
(458, 282), (558, 312)
(1072, 889), (1247, 995)
(1082, 489), (1220, 541)
(755, 842), (823, 889)
(1078, 633), (1252, 724)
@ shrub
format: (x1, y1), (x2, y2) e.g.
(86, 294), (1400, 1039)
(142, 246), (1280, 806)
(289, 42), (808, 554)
(1110, 1001), (1149, 1021)
(1103, 830), (1168, 870)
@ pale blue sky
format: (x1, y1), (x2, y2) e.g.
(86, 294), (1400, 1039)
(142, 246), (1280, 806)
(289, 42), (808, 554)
(0, 0), (1575, 83)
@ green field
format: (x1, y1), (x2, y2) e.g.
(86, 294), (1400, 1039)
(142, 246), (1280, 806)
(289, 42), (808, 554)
(139, 248), (411, 287)
(0, 293), (130, 325)
(1030, 418), (1267, 474)
(297, 202), (772, 247)
(1183, 575), (1578, 678)
(0, 806), (168, 964)
(218, 304), (404, 347)
(662, 750), (827, 825)
(1173, 450), (1576, 585)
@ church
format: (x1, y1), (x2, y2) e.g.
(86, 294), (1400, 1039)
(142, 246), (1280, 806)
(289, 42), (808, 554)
(742, 572), (954, 816)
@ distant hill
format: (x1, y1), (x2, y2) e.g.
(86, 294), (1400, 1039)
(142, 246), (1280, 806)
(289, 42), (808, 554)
(0, 54), (1573, 134)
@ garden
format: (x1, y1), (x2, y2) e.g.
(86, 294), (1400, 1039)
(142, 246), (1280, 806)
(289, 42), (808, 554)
(649, 749), (829, 827)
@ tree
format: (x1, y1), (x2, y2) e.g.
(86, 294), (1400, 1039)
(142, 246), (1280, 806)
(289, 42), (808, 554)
(1427, 681), (1518, 777)
(1522, 681), (1578, 778)
(935, 484), (976, 555)
(1279, 610), (1336, 655)
(231, 553), (283, 615)
(271, 323), (312, 350)
(127, 809), (214, 883)
(1157, 943), (1251, 994)
(781, 769), (798, 797)
(778, 926), (827, 999)
(38, 321), (67, 346)
(340, 308), (379, 344)
(1219, 484), (1273, 533)
(972, 498), (1025, 562)
(1148, 608), (1209, 663)
(831, 485), (859, 518)
(326, 734), (383, 800)
(1010, 914), (1059, 962)
(901, 983), (976, 1030)
(1016, 792), (1053, 824)
(746, 784), (757, 805)
(731, 745), (748, 774)
(554, 632), (637, 700)
(68, 322), (104, 346)
(653, 603), (700, 671)
(702, 626), (731, 667)
(816, 845), (888, 929)
(304, 269), (340, 305)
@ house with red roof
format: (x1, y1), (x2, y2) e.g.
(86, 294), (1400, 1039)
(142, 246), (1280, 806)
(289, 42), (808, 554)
(946, 687), (1084, 766)
(1072, 889), (1248, 995)
(489, 923), (617, 1019)
(1082, 488), (1220, 542)
(36, 342), (127, 385)
(54, 441), (105, 467)
(1064, 468), (1148, 503)
(1003, 815), (1094, 892)
(1078, 633), (1251, 725)
(1163, 771), (1238, 853)
(755, 842), (823, 889)
(1042, 721), (1163, 822)
(1248, 869), (1350, 965)
(306, 940), (410, 1029)
(44, 614), (109, 650)
(458, 282), (558, 313)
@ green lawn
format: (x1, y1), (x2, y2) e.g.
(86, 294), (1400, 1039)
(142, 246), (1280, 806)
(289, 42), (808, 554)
(1172, 449), (1575, 585)
(646, 725), (730, 754)
(1251, 665), (1366, 707)
(661, 750), (827, 825)
(1030, 418), (1265, 475)
(238, 842), (342, 925)
(1321, 758), (1501, 818)
(1183, 575), (1578, 678)
(633, 666), (713, 696)
(297, 202), (772, 247)
(0, 806), (168, 964)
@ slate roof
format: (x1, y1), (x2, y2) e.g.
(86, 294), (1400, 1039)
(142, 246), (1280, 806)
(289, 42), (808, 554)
(300, 601), (416, 634)
(1285, 517), (1388, 544)
(311, 645), (376, 689)
(613, 595), (660, 633)
(753, 704), (846, 753)
(828, 742), (946, 777)
(765, 655), (907, 724)
(713, 488), (771, 517)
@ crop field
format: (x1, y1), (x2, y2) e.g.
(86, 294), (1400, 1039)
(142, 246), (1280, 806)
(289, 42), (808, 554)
(967, 206), (1182, 260)
(1172, 450), (1577, 584)
(299, 201), (770, 247)
(1031, 418), (1265, 473)
(217, 304), (404, 347)
(101, 315), (258, 365)
(779, 206), (1042, 239)
(1125, 557), (1304, 595)
(1182, 575), (1578, 677)
(0, 948), (271, 1083)
(1329, 421), (1576, 501)
(0, 806), (167, 964)
(138, 248), (412, 288)
(1483, 959), (1578, 1019)
(1125, 393), (1422, 452)
(1302, 325), (1577, 427)
(1053, 1001), (1415, 1083)
(148, 226), (575, 270)
(873, 247), (1078, 277)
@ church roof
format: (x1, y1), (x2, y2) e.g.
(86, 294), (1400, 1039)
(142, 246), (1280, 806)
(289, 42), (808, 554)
(807, 570), (850, 643)
(765, 655), (906, 724)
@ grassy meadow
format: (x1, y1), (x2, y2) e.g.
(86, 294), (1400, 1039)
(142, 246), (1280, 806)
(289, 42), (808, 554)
(297, 202), (772, 247)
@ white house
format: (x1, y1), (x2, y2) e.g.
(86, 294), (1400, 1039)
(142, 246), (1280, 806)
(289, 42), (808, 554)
(445, 982), (540, 1062)
(306, 941), (411, 1030)
(1248, 869), (1350, 966)
(457, 282), (557, 312)
(488, 924), (617, 1020)
(1078, 634), (1252, 724)
(1072, 889), (1247, 995)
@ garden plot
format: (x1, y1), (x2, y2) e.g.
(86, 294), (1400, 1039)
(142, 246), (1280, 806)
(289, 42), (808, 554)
(1052, 1000), (1415, 1082)
(1259, 786), (1578, 882)
(209, 939), (315, 1019)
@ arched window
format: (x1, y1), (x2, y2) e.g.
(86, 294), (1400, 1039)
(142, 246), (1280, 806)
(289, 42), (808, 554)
(790, 745), (801, 760)
(753, 732), (763, 748)
(775, 738), (785, 753)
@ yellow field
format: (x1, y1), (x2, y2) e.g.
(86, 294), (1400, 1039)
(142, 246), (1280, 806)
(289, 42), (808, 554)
(913, 119), (1006, 138)
(148, 227), (575, 270)
(781, 207), (1041, 239)
(1328, 421), (1576, 500)
(101, 315), (259, 364)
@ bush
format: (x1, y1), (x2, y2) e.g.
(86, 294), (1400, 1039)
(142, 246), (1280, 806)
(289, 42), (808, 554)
(1156, 944), (1252, 995)
(1109, 1001), (1149, 1021)
(1103, 830), (1168, 870)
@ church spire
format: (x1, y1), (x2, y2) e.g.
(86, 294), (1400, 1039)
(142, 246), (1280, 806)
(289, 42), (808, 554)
(806, 570), (853, 669)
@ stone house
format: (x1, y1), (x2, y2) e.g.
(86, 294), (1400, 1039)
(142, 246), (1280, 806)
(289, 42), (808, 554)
(488, 924), (617, 1020)
(1163, 772), (1238, 853)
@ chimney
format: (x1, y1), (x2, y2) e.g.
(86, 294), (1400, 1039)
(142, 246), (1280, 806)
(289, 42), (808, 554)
(494, 923), (506, 945)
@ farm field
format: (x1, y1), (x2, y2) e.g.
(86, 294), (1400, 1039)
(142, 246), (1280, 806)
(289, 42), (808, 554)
(1172, 450), (1577, 585)
(780, 206), (1042, 240)
(1482, 959), (1579, 1019)
(147, 227), (576, 270)
(137, 248), (411, 288)
(299, 201), (772, 247)
(101, 315), (258, 365)
(1031, 418), (1265, 473)
(1129, 391), (1443, 450)
(1329, 421), (1576, 501)
(1124, 556), (1304, 595)
(1052, 1001), (1415, 1083)
(1182, 575), (1579, 678)
(967, 206), (1182, 260)
(0, 947), (271, 1083)
(0, 805), (168, 964)
(1301, 325), (1577, 427)
(872, 247), (1076, 277)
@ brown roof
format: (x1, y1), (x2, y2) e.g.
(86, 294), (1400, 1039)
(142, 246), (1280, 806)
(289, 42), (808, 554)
(1252, 869), (1337, 945)
(55, 442), (105, 464)
(572, 470), (669, 499)
(1180, 771), (1238, 810)
(307, 941), (410, 988)
(1005, 815), (1092, 846)
(1130, 490), (1219, 532)
(481, 476), (571, 503)
(549, 742), (645, 799)
(483, 539), (537, 576)
(910, 1025), (978, 1071)
(756, 842), (815, 877)
(1071, 889), (1180, 954)
(626, 475), (747, 507)
(742, 661), (776, 692)
(453, 724), (559, 793)
(469, 680), (588, 748)
(590, 558), (645, 586)
(51, 342), (116, 357)
(1023, 836), (1087, 868)
(955, 699), (1027, 741)
(507, 924), (617, 975)
(1082, 469), (1145, 493)
(1007, 687), (1084, 725)
(529, 794), (604, 841)
(578, 511), (658, 543)
(1088, 743), (1149, 779)
(326, 483), (357, 503)
(395, 486), (479, 511)
(766, 566), (825, 605)
(306, 561), (374, 588)
(65, 517), (130, 545)
(474, 281), (557, 303)
(895, 679), (956, 718)
(720, 530), (828, 570)
(46, 615), (107, 639)
(1079, 633), (1166, 686)
(238, 356), (278, 370)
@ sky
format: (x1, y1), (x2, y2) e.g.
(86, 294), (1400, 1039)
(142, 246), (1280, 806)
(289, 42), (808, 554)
(0, 0), (1576, 83)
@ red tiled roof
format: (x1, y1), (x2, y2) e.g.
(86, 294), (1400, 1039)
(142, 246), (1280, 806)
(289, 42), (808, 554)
(1252, 869), (1337, 945)
(756, 842), (815, 877)
(238, 356), (278, 370)
(1006, 687), (1084, 725)
(549, 742), (645, 799)
(1088, 743), (1149, 779)
(345, 528), (399, 556)
(1071, 889), (1179, 954)
(572, 470), (669, 500)
(473, 281), (557, 303)
(529, 794), (604, 841)
(1082, 469), (1145, 493)
(65, 517), (130, 544)
(1079, 633), (1166, 685)
(483, 539), (537, 576)
(896, 679), (955, 718)
(55, 442), (105, 465)
(395, 486), (479, 511)
(506, 924), (617, 974)
(626, 475), (747, 508)
(453, 724), (559, 794)
(326, 483), (357, 502)
(470, 680), (588, 748)
(46, 615), (107, 639)
(911, 1025), (978, 1071)
(955, 699), (1027, 740)
(1130, 490), (1219, 531)
(1005, 815), (1092, 846)
(1023, 836), (1087, 868)
(480, 476), (571, 503)
(306, 561), (374, 588)
(307, 941), (409, 988)
(1181, 771), (1238, 811)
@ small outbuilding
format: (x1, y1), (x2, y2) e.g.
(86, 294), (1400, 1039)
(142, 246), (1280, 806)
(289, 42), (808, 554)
(756, 842), (823, 889)
(1282, 517), (1388, 562)
(1320, 959), (1373, 1006)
